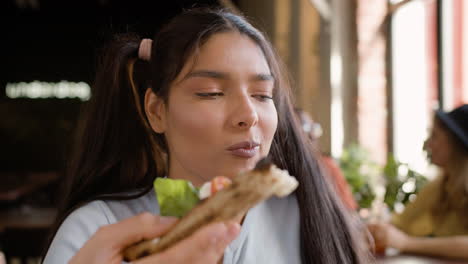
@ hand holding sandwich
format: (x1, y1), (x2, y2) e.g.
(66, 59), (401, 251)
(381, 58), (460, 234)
(69, 212), (240, 264)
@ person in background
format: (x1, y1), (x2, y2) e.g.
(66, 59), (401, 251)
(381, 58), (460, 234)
(368, 104), (468, 260)
(43, 8), (370, 264)
(295, 108), (358, 211)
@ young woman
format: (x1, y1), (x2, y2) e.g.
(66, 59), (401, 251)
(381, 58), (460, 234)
(369, 104), (468, 260)
(44, 8), (369, 264)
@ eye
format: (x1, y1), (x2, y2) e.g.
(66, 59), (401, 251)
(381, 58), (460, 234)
(195, 92), (224, 99)
(253, 94), (273, 102)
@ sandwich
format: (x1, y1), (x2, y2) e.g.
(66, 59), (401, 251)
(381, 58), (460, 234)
(123, 158), (298, 261)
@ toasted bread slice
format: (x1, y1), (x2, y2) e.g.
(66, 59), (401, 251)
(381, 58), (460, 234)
(123, 160), (298, 261)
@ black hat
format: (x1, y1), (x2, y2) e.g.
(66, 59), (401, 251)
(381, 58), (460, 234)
(436, 104), (468, 152)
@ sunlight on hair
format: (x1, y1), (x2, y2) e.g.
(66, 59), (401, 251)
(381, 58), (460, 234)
(5, 81), (91, 101)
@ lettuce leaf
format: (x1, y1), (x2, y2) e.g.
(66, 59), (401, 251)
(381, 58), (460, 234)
(154, 178), (200, 217)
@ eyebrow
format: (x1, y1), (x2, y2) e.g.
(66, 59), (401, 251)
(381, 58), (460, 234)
(184, 70), (228, 80)
(182, 70), (275, 82)
(254, 73), (275, 81)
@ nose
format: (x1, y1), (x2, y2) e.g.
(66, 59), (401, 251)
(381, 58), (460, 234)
(424, 136), (433, 152)
(231, 95), (259, 129)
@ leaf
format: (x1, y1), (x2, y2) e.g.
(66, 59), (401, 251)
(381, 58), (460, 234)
(154, 178), (200, 217)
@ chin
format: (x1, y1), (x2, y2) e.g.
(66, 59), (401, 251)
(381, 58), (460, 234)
(216, 154), (265, 177)
(219, 163), (255, 179)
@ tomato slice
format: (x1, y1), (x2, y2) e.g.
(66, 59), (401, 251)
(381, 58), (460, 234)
(210, 176), (232, 194)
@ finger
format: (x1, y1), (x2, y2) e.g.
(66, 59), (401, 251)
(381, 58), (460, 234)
(157, 222), (239, 263)
(137, 222), (240, 264)
(99, 212), (178, 249)
(178, 222), (240, 261)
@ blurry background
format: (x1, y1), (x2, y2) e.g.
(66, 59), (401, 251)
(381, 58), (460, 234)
(0, 0), (467, 263)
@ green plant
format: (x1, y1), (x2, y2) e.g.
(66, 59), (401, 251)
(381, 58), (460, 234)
(382, 155), (428, 211)
(339, 143), (378, 208)
(339, 144), (429, 211)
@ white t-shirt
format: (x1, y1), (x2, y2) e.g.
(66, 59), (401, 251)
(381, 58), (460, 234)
(43, 189), (301, 264)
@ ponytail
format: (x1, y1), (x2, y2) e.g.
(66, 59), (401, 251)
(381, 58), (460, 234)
(45, 33), (165, 252)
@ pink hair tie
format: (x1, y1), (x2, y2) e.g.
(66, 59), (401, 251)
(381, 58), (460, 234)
(138, 38), (153, 61)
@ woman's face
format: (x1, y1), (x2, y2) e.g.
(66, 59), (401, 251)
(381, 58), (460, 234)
(148, 32), (278, 186)
(425, 122), (452, 168)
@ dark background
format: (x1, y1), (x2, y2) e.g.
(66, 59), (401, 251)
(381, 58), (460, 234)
(0, 0), (236, 172)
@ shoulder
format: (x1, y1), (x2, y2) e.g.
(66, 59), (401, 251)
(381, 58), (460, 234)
(43, 190), (158, 264)
(43, 200), (113, 264)
(414, 176), (443, 200)
(225, 195), (301, 264)
(253, 194), (300, 228)
(391, 177), (442, 232)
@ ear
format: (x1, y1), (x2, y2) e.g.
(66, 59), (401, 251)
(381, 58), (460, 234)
(145, 88), (167, 133)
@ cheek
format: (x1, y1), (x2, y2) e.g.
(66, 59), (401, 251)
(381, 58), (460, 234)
(166, 103), (222, 142)
(260, 105), (278, 148)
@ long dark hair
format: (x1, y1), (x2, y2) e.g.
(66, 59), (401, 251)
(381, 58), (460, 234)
(47, 8), (370, 262)
(432, 117), (468, 226)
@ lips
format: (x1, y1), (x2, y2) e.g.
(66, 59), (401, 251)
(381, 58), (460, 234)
(227, 141), (260, 158)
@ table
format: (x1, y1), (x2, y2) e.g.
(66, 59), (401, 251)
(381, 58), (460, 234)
(376, 253), (468, 264)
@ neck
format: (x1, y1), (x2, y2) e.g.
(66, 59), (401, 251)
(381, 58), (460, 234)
(167, 157), (210, 187)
